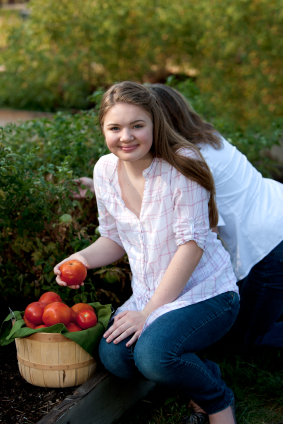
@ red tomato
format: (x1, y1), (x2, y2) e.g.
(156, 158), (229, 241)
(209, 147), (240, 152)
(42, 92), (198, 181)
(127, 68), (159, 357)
(77, 310), (97, 330)
(66, 323), (82, 332)
(70, 309), (78, 323)
(25, 302), (47, 325)
(42, 302), (71, 326)
(59, 260), (87, 286)
(35, 325), (48, 329)
(23, 315), (36, 329)
(71, 303), (94, 315)
(39, 291), (62, 305)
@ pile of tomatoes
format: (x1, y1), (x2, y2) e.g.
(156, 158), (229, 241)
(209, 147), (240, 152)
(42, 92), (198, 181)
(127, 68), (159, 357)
(24, 291), (97, 332)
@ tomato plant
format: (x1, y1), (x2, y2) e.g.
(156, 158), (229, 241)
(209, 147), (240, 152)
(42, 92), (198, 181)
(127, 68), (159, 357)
(35, 325), (48, 329)
(66, 323), (82, 332)
(77, 310), (97, 330)
(59, 260), (87, 286)
(42, 302), (71, 326)
(71, 303), (94, 315)
(25, 302), (47, 325)
(39, 292), (62, 305)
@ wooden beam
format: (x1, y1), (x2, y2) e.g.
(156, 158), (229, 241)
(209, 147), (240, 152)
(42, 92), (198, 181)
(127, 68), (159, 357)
(37, 365), (156, 424)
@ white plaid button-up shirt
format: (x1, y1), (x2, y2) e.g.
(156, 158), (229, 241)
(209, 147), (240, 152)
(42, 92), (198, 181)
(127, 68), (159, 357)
(93, 151), (238, 335)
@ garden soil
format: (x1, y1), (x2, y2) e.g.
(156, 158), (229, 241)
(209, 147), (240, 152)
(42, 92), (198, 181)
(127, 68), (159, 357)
(0, 342), (75, 424)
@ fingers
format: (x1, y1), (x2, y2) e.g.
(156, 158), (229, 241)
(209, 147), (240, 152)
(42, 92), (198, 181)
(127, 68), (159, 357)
(55, 276), (83, 290)
(54, 255), (88, 288)
(113, 311), (128, 323)
(126, 331), (141, 347)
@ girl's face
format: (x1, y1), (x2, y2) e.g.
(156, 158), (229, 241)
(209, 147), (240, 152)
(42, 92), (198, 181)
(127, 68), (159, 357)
(103, 103), (153, 164)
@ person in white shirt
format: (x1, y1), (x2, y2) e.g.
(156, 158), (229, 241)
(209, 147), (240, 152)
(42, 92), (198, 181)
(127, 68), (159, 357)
(148, 84), (283, 349)
(74, 84), (283, 350)
(54, 81), (239, 424)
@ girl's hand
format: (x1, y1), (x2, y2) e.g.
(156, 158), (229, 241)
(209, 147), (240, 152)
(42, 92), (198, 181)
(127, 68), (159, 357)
(103, 310), (148, 347)
(53, 254), (90, 289)
(71, 177), (94, 199)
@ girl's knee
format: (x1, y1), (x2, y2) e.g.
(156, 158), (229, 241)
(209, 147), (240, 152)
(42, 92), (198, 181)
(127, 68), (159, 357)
(134, 337), (170, 381)
(99, 337), (140, 379)
(99, 337), (126, 374)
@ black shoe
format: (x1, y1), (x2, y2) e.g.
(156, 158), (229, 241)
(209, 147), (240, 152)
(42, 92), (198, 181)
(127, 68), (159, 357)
(182, 412), (208, 424)
(182, 399), (237, 424)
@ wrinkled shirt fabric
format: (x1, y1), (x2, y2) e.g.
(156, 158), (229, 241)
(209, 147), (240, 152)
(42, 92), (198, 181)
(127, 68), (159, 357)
(200, 137), (283, 280)
(93, 151), (238, 334)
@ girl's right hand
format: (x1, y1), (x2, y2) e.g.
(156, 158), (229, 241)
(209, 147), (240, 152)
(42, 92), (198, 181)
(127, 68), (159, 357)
(53, 254), (90, 289)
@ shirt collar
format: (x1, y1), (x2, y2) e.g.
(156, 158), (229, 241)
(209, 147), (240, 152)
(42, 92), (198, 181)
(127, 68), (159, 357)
(108, 155), (157, 183)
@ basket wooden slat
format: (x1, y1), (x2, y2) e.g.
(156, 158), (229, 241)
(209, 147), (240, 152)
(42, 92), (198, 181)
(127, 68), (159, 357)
(15, 332), (97, 388)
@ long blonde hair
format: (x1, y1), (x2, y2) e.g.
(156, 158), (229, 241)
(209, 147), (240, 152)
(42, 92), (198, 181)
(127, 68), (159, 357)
(99, 81), (218, 228)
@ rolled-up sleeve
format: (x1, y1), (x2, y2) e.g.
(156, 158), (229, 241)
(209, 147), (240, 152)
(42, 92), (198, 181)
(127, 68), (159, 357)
(93, 164), (124, 248)
(172, 168), (210, 251)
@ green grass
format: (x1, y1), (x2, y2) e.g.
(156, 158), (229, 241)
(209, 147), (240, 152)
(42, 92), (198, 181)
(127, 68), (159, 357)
(119, 343), (283, 424)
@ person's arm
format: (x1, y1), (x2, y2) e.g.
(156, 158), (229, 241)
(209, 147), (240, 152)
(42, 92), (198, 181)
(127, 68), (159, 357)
(54, 237), (126, 288)
(104, 240), (203, 346)
(55, 162), (125, 288)
(143, 240), (203, 316)
(104, 161), (210, 346)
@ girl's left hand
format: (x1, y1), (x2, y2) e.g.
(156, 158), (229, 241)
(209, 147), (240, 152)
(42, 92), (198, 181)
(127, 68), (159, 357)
(103, 310), (147, 347)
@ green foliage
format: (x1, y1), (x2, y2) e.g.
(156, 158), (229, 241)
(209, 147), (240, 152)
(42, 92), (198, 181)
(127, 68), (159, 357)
(0, 0), (282, 129)
(0, 0), (200, 111)
(0, 111), (130, 306)
(168, 77), (283, 178)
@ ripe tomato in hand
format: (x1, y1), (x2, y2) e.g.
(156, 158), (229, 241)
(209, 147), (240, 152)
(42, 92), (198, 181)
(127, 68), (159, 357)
(59, 260), (87, 286)
(77, 310), (97, 330)
(25, 302), (47, 325)
(23, 315), (36, 329)
(39, 292), (62, 305)
(66, 323), (82, 332)
(42, 302), (71, 326)
(71, 303), (94, 315)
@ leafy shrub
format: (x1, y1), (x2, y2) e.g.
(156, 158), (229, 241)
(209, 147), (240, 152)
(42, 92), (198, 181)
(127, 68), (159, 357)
(0, 111), (131, 309)
(0, 0), (282, 130)
(168, 78), (283, 178)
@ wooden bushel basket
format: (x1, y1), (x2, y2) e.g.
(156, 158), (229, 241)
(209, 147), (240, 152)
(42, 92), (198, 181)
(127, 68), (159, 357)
(15, 332), (98, 388)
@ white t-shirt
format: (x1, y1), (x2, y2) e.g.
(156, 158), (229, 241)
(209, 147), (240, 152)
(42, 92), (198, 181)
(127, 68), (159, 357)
(200, 137), (283, 281)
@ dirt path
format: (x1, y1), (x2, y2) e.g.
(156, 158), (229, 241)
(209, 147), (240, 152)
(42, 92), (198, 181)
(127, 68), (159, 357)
(0, 109), (53, 127)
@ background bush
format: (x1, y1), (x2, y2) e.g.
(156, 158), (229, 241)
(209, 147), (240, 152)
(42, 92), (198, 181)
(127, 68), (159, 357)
(0, 108), (132, 315)
(0, 0), (282, 129)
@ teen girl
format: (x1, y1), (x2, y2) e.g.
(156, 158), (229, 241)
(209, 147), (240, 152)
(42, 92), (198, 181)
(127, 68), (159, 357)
(74, 83), (283, 349)
(55, 81), (239, 424)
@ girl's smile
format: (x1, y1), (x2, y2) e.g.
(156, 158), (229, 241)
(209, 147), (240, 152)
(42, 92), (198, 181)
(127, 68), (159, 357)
(103, 103), (153, 166)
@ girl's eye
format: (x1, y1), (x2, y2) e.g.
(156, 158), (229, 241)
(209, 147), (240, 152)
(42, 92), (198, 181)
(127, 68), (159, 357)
(110, 127), (119, 131)
(134, 124), (143, 129)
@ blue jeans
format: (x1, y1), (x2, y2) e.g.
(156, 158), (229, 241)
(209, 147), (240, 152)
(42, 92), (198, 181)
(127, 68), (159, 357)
(232, 240), (283, 347)
(99, 291), (239, 415)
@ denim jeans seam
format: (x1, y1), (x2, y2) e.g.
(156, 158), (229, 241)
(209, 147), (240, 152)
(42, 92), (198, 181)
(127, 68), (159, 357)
(174, 300), (235, 353)
(177, 360), (233, 414)
(178, 360), (223, 391)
